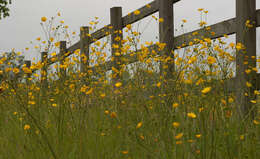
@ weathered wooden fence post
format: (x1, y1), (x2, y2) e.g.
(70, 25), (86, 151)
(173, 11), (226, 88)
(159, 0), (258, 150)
(236, 0), (256, 118)
(80, 26), (90, 75)
(59, 41), (67, 78)
(41, 52), (48, 88)
(110, 7), (123, 84)
(24, 60), (31, 78)
(158, 0), (175, 79)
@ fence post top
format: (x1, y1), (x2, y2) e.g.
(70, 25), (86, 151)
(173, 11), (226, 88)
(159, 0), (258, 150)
(80, 26), (90, 30)
(24, 60), (31, 65)
(110, 7), (122, 10)
(60, 41), (67, 45)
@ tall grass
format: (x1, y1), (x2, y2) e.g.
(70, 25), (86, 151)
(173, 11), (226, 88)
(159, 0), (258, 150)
(0, 10), (259, 159)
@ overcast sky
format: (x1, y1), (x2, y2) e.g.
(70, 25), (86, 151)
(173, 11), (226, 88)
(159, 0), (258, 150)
(0, 0), (259, 61)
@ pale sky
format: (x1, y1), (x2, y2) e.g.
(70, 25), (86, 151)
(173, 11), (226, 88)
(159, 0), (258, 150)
(0, 0), (259, 62)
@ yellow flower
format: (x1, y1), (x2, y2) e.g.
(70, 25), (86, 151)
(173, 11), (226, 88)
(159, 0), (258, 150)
(41, 17), (47, 22)
(228, 97), (234, 103)
(195, 134), (201, 138)
(246, 82), (252, 88)
(126, 24), (131, 30)
(176, 141), (182, 145)
(49, 37), (54, 42)
(253, 120), (259, 125)
(104, 110), (109, 115)
(100, 93), (106, 98)
(207, 56), (216, 65)
(201, 87), (211, 94)
(22, 67), (32, 74)
(245, 20), (253, 28)
(175, 133), (183, 139)
(115, 52), (120, 56)
(112, 44), (119, 49)
(115, 82), (122, 88)
(229, 42), (235, 48)
(236, 43), (245, 51)
(136, 122), (143, 129)
(134, 10), (140, 15)
(245, 69), (251, 74)
(172, 103), (179, 108)
(52, 103), (57, 107)
(24, 124), (30, 130)
(199, 21), (207, 27)
(28, 101), (36, 105)
(198, 8), (204, 12)
(146, 4), (151, 8)
(85, 88), (93, 95)
(156, 82), (161, 87)
(254, 90), (260, 95)
(110, 112), (117, 118)
(54, 42), (60, 47)
(159, 18), (164, 23)
(172, 122), (180, 128)
(187, 112), (196, 119)
(12, 68), (20, 74)
(182, 19), (187, 23)
(121, 150), (128, 154)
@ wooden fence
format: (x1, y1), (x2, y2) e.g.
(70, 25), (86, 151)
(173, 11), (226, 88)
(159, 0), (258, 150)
(24, 0), (260, 117)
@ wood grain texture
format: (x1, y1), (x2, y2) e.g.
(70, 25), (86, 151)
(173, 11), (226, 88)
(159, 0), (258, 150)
(111, 7), (123, 81)
(90, 25), (112, 43)
(80, 26), (90, 73)
(158, 0), (175, 77)
(59, 41), (67, 77)
(66, 42), (80, 57)
(256, 73), (260, 90)
(24, 60), (32, 78)
(41, 52), (48, 86)
(174, 18), (236, 48)
(236, 0), (256, 117)
(256, 9), (260, 27)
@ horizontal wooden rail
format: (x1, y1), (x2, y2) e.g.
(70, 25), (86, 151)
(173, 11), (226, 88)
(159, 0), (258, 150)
(62, 0), (181, 66)
(91, 25), (112, 42)
(174, 18), (237, 48)
(225, 73), (260, 91)
(106, 17), (238, 68)
(90, 60), (113, 73)
(32, 9), (260, 75)
(92, 9), (260, 74)
(67, 42), (80, 56)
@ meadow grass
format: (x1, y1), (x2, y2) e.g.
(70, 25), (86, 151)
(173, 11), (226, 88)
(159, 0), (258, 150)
(0, 11), (260, 159)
